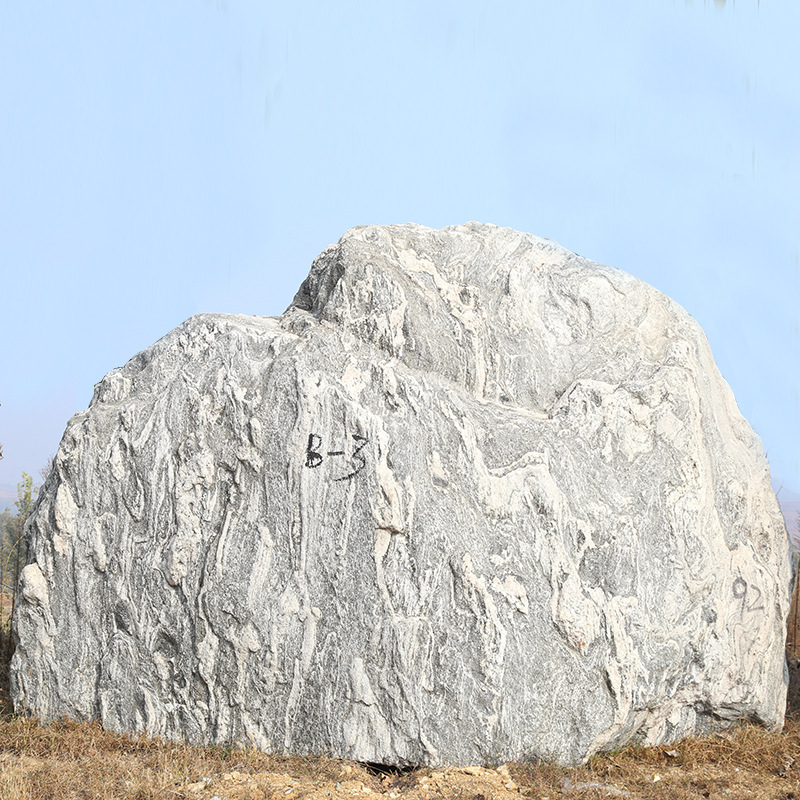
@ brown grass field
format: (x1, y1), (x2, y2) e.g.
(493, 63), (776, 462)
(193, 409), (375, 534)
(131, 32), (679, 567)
(0, 576), (798, 799)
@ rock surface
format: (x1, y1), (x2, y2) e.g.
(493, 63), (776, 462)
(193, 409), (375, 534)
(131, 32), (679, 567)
(11, 223), (792, 766)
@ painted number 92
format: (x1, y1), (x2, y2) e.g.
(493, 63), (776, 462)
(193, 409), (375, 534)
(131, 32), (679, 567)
(732, 577), (764, 614)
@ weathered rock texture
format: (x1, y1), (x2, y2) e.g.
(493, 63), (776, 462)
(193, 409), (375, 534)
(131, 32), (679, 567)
(11, 223), (792, 765)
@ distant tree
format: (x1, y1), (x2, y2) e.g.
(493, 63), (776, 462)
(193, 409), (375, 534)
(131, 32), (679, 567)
(0, 473), (38, 627)
(796, 514), (800, 570)
(0, 509), (16, 602)
(0, 507), (13, 665)
(14, 472), (37, 520)
(0, 508), (21, 629)
(39, 454), (55, 485)
(11, 473), (36, 596)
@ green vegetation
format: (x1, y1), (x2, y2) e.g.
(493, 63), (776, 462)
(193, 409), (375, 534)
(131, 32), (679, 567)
(1, 472), (36, 622)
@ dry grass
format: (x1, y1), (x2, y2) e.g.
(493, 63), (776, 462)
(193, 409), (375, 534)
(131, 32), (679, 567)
(0, 714), (348, 799)
(1, 599), (799, 800)
(535, 717), (800, 799)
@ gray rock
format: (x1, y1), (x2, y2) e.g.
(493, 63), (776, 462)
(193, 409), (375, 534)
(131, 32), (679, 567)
(11, 223), (791, 766)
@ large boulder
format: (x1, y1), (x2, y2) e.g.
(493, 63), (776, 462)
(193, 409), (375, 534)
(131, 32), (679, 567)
(11, 223), (791, 765)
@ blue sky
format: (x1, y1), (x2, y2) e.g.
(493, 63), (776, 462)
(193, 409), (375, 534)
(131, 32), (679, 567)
(1, 1), (798, 511)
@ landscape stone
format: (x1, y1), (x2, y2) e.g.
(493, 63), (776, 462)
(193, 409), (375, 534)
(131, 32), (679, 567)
(11, 223), (792, 765)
